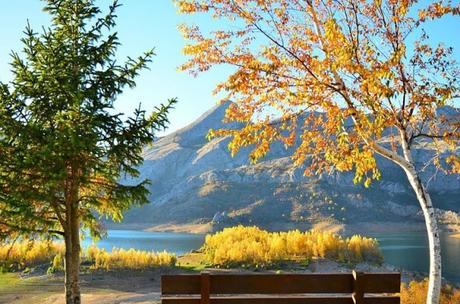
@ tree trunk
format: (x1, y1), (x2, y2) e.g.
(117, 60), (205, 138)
(64, 165), (81, 304)
(399, 135), (442, 304)
(64, 206), (81, 304)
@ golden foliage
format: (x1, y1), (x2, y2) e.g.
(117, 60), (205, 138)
(401, 279), (460, 304)
(86, 246), (176, 271)
(0, 241), (176, 271)
(202, 225), (383, 267)
(176, 0), (460, 181)
(0, 240), (64, 268)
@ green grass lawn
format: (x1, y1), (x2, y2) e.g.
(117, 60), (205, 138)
(0, 272), (20, 289)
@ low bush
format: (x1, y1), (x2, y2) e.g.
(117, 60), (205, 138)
(85, 246), (176, 270)
(401, 279), (460, 304)
(0, 240), (64, 270)
(0, 240), (176, 271)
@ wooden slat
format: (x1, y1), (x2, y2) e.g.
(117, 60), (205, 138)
(353, 271), (365, 304)
(162, 296), (399, 304)
(162, 296), (200, 304)
(161, 272), (400, 295)
(201, 272), (211, 304)
(210, 273), (354, 294)
(363, 273), (401, 293)
(365, 296), (400, 304)
(210, 295), (353, 304)
(162, 275), (200, 295)
(161, 297), (400, 304)
(162, 295), (352, 304)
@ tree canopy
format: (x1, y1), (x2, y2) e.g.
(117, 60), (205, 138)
(176, 1), (459, 303)
(177, 0), (460, 185)
(0, 0), (175, 240)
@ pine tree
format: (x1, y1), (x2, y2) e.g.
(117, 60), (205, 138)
(0, 1), (176, 303)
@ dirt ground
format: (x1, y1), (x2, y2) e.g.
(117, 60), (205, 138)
(0, 257), (432, 304)
(0, 268), (186, 304)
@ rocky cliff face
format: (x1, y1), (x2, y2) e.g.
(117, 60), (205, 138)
(121, 102), (460, 232)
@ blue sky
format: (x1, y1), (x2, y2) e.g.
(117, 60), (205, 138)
(0, 0), (228, 135)
(0, 1), (459, 135)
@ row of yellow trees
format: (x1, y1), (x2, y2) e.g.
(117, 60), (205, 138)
(0, 241), (176, 271)
(202, 226), (383, 267)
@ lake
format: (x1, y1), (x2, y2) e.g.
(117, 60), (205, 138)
(82, 230), (205, 255)
(368, 232), (460, 283)
(83, 230), (460, 283)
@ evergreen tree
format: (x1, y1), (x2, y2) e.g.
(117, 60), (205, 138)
(0, 1), (176, 303)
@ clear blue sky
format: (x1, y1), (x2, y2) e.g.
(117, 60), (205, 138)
(0, 1), (459, 135)
(0, 0), (229, 135)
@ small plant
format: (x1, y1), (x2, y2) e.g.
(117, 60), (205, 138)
(47, 254), (64, 274)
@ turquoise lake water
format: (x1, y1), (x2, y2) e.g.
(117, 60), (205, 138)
(82, 230), (460, 283)
(368, 232), (460, 283)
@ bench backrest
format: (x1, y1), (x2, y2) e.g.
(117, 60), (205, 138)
(161, 271), (400, 304)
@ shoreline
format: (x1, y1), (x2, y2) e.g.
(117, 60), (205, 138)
(107, 221), (460, 236)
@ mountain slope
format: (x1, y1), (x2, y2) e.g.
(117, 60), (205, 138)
(121, 102), (460, 233)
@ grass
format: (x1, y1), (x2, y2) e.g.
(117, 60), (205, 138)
(0, 271), (61, 303)
(0, 272), (20, 289)
(176, 252), (209, 271)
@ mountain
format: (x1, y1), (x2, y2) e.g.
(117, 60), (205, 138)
(119, 102), (460, 233)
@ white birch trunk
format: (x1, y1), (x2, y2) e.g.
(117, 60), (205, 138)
(403, 163), (442, 304)
(398, 135), (442, 304)
(371, 132), (442, 304)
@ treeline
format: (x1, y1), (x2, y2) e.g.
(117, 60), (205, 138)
(0, 241), (176, 272)
(202, 225), (383, 267)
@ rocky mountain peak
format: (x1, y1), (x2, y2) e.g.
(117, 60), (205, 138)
(123, 103), (460, 233)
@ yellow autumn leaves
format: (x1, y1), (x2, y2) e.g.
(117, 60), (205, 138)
(0, 240), (176, 271)
(0, 240), (64, 268)
(176, 0), (460, 177)
(202, 225), (383, 267)
(86, 246), (176, 271)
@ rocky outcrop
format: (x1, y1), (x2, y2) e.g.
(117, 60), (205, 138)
(121, 102), (460, 232)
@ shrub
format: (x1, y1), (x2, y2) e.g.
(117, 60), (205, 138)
(401, 279), (460, 304)
(202, 225), (383, 267)
(0, 241), (176, 271)
(47, 253), (64, 274)
(85, 246), (177, 270)
(0, 240), (64, 270)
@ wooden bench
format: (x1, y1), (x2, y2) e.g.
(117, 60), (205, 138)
(161, 271), (400, 304)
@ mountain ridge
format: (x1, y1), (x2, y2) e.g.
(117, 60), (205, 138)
(119, 102), (460, 233)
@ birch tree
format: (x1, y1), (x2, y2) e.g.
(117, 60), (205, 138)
(175, 1), (460, 303)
